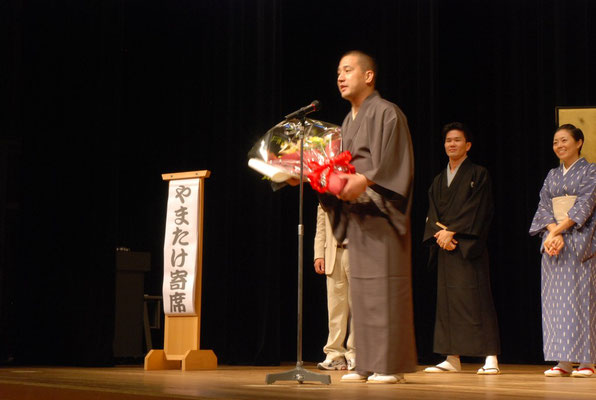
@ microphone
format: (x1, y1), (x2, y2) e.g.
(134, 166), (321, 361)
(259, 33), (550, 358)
(284, 100), (321, 120)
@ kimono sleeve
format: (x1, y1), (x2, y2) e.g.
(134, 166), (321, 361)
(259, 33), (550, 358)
(363, 107), (413, 202)
(567, 163), (596, 229)
(318, 193), (348, 243)
(529, 170), (556, 236)
(362, 106), (414, 235)
(444, 167), (493, 239)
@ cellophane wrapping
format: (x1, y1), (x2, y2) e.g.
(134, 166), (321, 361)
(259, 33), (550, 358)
(248, 118), (354, 193)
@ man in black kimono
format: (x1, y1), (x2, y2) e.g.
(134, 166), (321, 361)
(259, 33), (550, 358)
(319, 50), (417, 384)
(423, 122), (501, 374)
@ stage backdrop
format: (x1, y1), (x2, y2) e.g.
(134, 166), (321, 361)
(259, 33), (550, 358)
(1, 0), (595, 366)
(557, 107), (596, 162)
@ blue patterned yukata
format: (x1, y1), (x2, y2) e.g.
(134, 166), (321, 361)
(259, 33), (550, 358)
(530, 157), (596, 363)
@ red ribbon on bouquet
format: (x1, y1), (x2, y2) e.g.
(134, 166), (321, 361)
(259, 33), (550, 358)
(306, 151), (356, 194)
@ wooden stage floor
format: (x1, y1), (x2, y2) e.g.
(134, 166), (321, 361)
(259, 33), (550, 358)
(1, 363), (595, 400)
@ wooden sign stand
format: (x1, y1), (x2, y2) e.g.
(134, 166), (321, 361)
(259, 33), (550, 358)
(144, 170), (217, 371)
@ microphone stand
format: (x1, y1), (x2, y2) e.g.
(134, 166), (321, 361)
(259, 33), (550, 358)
(265, 113), (331, 385)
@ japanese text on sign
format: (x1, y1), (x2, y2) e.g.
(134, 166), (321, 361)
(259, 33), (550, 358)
(162, 178), (200, 315)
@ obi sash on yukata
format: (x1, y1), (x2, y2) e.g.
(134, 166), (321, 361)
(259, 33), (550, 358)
(552, 195), (577, 224)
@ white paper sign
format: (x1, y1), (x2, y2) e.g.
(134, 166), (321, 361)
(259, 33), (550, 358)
(162, 178), (200, 315)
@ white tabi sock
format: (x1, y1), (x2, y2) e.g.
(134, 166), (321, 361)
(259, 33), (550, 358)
(436, 355), (461, 372)
(483, 355), (499, 370)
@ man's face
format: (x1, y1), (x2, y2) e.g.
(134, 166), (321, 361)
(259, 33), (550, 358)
(337, 54), (372, 101)
(444, 129), (471, 159)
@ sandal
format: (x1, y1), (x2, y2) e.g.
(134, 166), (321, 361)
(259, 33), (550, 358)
(477, 367), (500, 375)
(571, 368), (594, 378)
(544, 367), (571, 377)
(424, 365), (458, 373)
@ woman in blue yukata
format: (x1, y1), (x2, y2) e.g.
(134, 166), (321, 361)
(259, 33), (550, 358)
(530, 124), (596, 378)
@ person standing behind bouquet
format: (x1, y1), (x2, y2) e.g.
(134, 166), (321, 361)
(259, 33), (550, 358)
(319, 50), (417, 384)
(530, 124), (596, 378)
(313, 204), (355, 371)
(422, 122), (501, 375)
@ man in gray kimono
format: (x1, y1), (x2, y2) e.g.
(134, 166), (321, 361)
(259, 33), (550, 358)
(319, 50), (417, 384)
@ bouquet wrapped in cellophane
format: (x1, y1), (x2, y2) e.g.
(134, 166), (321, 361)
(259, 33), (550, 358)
(248, 118), (355, 194)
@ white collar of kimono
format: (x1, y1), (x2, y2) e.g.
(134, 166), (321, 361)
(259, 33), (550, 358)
(562, 157), (582, 175)
(446, 160), (464, 187)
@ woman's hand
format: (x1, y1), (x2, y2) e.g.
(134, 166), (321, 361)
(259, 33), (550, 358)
(544, 232), (565, 256)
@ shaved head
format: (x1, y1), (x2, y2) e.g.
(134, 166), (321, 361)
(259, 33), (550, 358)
(341, 50), (377, 83)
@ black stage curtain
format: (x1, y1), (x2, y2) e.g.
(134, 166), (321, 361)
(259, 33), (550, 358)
(1, 0), (595, 366)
